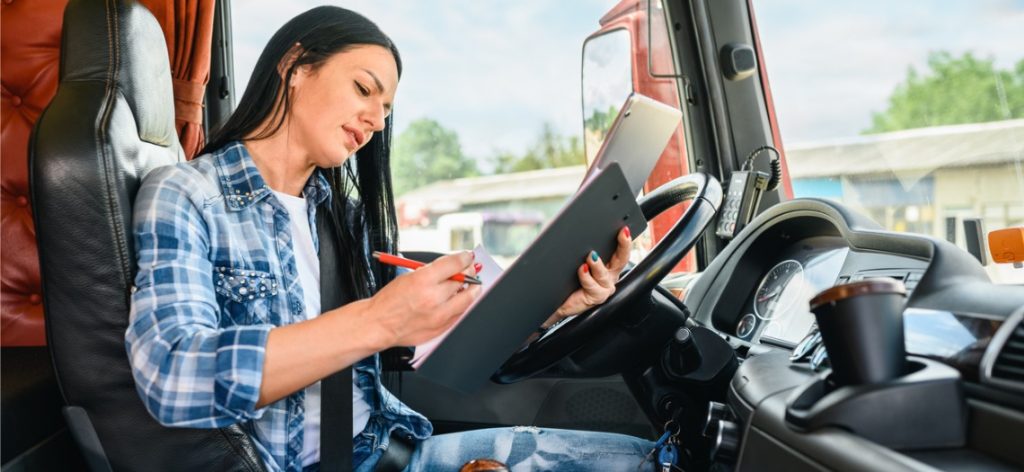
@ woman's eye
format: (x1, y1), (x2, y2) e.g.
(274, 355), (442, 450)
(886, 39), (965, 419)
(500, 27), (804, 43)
(355, 82), (370, 97)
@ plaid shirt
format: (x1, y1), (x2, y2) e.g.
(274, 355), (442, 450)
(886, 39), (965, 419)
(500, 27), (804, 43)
(126, 142), (430, 472)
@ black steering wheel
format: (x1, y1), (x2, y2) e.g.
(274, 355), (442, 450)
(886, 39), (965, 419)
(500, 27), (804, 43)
(492, 173), (723, 383)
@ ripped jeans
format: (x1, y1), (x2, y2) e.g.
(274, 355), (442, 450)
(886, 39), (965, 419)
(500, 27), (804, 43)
(404, 426), (657, 471)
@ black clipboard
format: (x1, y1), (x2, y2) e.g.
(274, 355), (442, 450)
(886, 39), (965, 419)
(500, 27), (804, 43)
(415, 162), (647, 392)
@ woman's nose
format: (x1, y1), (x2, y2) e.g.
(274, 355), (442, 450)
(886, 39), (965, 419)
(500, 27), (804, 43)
(363, 103), (387, 132)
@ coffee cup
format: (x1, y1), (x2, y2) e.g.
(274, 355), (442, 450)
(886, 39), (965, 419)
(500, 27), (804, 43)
(809, 278), (907, 386)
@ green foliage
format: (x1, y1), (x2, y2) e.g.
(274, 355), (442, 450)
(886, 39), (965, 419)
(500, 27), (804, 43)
(391, 118), (585, 192)
(391, 118), (478, 195)
(866, 51), (1024, 134)
(491, 122), (585, 173)
(584, 105), (620, 141)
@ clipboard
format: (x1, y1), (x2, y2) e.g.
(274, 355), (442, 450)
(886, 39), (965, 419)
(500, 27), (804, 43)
(415, 162), (647, 392)
(580, 93), (682, 197)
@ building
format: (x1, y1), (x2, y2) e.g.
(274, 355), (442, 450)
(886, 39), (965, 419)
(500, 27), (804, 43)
(786, 119), (1024, 242)
(396, 120), (1024, 265)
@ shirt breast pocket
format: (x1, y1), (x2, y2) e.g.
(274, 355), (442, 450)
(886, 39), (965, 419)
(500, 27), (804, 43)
(213, 266), (278, 325)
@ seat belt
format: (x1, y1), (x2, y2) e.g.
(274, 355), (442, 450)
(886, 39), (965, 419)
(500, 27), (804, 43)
(317, 207), (353, 471)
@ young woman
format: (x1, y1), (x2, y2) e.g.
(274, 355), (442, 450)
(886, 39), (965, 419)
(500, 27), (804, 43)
(126, 6), (655, 471)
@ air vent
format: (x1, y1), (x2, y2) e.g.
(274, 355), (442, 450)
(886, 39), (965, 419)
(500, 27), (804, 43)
(993, 323), (1024, 380)
(982, 309), (1024, 392)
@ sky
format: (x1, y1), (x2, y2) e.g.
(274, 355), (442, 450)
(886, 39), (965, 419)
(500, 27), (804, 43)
(231, 0), (1024, 160)
(753, 0), (1024, 143)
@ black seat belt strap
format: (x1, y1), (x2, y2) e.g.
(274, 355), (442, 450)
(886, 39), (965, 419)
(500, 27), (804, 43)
(317, 207), (353, 471)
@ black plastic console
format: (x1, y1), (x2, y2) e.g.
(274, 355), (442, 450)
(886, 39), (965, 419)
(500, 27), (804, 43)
(785, 357), (966, 450)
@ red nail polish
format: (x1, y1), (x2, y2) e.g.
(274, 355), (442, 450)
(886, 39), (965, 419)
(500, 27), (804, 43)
(624, 227), (631, 238)
(474, 263), (483, 272)
(583, 264), (589, 273)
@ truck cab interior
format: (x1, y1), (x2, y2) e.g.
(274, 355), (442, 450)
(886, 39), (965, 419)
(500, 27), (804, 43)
(2, 0), (1022, 471)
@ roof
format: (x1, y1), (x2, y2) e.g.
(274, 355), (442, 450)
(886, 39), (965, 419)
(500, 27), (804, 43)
(786, 119), (1024, 179)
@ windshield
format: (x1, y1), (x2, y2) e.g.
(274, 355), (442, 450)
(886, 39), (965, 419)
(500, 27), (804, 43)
(754, 1), (1024, 284)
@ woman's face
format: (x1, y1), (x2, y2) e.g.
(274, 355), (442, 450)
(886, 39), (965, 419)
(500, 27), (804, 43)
(287, 44), (399, 168)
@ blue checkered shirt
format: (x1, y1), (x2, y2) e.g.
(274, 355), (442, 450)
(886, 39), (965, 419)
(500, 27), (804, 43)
(126, 142), (431, 472)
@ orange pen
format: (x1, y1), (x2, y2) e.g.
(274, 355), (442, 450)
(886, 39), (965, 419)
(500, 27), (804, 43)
(372, 251), (482, 285)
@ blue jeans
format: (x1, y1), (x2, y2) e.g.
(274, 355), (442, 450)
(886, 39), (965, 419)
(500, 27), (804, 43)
(404, 426), (657, 471)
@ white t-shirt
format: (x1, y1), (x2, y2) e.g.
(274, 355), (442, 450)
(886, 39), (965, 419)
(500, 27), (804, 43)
(272, 190), (372, 467)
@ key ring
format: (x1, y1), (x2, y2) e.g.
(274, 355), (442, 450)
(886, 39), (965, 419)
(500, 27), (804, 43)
(638, 421), (681, 471)
(662, 420), (680, 437)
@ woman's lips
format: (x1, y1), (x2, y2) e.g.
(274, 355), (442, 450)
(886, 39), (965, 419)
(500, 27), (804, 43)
(342, 125), (366, 149)
(343, 129), (358, 149)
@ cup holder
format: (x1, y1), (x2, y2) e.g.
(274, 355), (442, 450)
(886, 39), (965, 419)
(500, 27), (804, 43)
(784, 356), (967, 450)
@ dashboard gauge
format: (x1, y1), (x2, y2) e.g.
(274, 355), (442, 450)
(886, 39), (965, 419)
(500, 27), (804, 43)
(754, 259), (805, 321)
(736, 313), (757, 338)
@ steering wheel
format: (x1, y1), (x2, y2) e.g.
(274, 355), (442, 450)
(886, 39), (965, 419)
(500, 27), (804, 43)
(492, 173), (723, 383)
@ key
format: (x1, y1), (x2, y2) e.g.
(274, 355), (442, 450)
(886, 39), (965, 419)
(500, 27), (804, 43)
(630, 427), (671, 468)
(652, 429), (672, 450)
(637, 430), (673, 471)
(658, 443), (679, 472)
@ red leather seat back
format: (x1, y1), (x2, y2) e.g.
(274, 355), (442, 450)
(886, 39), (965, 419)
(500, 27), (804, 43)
(2, 0), (210, 347)
(1, 0), (69, 346)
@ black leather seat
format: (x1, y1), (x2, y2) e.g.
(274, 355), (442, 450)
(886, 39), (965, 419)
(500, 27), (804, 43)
(29, 0), (264, 470)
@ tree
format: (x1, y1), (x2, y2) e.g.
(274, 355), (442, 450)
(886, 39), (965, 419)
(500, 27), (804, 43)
(865, 51), (1024, 134)
(584, 105), (620, 142)
(491, 122), (585, 173)
(391, 118), (478, 195)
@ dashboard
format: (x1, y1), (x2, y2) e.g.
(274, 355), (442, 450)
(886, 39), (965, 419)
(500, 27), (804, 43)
(715, 233), (1007, 383)
(686, 199), (1021, 378)
(729, 236), (933, 345)
(734, 239), (848, 345)
(676, 198), (1024, 470)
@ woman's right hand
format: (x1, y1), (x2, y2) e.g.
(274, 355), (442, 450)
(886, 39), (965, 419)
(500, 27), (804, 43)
(366, 251), (482, 348)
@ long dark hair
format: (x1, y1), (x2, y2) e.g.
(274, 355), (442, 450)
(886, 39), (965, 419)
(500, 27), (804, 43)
(203, 7), (401, 312)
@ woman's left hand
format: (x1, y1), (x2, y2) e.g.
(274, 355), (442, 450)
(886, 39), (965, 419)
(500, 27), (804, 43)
(540, 226), (633, 330)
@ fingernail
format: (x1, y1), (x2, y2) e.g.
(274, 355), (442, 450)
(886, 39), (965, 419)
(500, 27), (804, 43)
(474, 263), (483, 272)
(623, 227), (631, 238)
(590, 251), (599, 262)
(583, 264), (589, 273)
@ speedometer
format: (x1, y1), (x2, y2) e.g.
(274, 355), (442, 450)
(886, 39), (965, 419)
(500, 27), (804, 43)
(754, 260), (805, 320)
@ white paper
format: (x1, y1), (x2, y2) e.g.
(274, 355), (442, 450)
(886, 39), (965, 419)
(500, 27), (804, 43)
(411, 245), (504, 368)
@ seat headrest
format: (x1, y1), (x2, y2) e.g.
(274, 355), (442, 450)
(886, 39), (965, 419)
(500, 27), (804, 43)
(60, 0), (176, 147)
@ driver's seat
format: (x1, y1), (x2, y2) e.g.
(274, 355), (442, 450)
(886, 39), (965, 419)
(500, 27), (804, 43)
(29, 0), (263, 469)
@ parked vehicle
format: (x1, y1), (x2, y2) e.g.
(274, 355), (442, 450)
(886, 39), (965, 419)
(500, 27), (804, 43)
(400, 211), (544, 267)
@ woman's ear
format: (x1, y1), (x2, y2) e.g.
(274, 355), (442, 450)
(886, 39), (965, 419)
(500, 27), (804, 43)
(277, 42), (306, 85)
